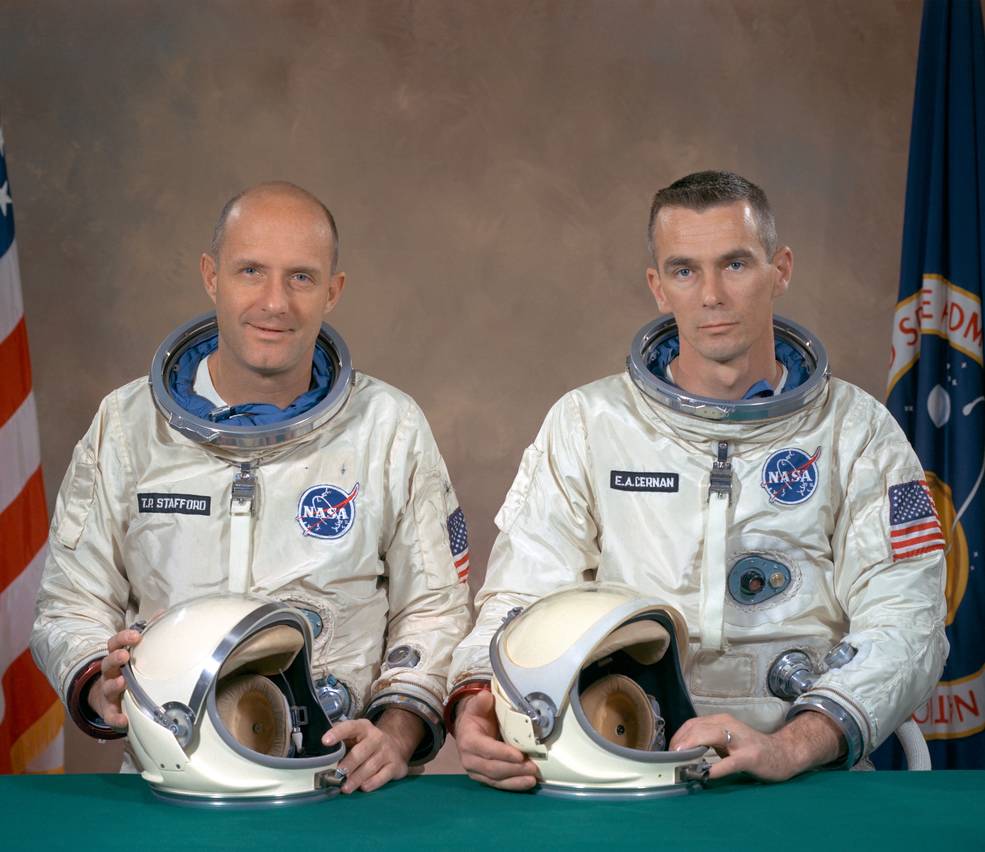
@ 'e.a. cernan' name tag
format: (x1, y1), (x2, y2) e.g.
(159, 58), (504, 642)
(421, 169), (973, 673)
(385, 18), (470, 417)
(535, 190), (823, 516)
(137, 493), (211, 515)
(609, 471), (679, 493)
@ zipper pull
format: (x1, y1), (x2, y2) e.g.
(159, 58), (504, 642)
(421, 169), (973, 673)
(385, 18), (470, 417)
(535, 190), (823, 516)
(708, 441), (732, 503)
(228, 461), (258, 594)
(700, 440), (731, 651)
(231, 462), (257, 516)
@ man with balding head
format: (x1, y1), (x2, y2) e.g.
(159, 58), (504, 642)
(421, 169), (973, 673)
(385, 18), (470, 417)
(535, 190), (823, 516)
(32, 182), (472, 793)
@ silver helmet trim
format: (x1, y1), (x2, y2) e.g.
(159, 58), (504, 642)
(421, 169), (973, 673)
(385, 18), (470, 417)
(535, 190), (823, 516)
(626, 314), (830, 422)
(532, 778), (702, 799)
(149, 312), (354, 449)
(150, 786), (340, 809)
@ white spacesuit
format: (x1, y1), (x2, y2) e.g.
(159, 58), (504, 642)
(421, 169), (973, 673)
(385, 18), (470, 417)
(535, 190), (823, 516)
(32, 314), (472, 763)
(449, 316), (947, 766)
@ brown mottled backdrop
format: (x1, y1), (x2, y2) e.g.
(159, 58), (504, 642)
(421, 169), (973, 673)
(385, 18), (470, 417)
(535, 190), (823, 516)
(2, 0), (925, 772)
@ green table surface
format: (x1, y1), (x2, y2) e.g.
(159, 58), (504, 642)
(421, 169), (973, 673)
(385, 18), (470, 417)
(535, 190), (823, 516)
(1, 771), (982, 851)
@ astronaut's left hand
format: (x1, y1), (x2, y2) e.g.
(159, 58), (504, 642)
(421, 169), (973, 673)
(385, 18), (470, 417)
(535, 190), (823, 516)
(322, 708), (425, 793)
(668, 712), (844, 782)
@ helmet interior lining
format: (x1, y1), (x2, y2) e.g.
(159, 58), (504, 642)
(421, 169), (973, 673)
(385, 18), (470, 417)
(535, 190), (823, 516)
(570, 613), (699, 760)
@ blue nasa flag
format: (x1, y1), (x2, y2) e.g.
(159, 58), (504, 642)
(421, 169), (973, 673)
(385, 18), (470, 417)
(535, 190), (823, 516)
(881, 0), (985, 769)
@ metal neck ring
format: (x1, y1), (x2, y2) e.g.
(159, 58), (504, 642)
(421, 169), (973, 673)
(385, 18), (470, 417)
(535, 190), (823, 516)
(626, 314), (830, 422)
(149, 312), (354, 449)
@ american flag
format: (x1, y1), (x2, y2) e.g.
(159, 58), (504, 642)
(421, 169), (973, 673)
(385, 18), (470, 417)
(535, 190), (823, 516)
(0, 127), (64, 773)
(447, 507), (470, 582)
(888, 479), (946, 561)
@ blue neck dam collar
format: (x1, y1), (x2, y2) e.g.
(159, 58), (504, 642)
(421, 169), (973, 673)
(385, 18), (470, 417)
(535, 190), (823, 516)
(167, 334), (336, 426)
(646, 335), (810, 400)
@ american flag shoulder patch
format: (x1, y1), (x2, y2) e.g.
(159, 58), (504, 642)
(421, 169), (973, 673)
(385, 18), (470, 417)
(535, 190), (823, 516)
(447, 507), (470, 582)
(888, 479), (945, 561)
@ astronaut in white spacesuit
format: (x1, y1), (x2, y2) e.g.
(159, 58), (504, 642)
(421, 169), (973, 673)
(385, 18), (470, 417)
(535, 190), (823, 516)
(31, 182), (471, 794)
(448, 171), (947, 789)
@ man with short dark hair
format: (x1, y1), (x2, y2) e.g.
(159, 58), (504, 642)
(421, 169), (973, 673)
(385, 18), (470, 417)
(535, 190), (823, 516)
(32, 182), (471, 793)
(448, 171), (947, 787)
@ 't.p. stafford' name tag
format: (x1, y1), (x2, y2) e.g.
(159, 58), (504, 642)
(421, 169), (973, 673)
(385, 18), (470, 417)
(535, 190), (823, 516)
(138, 493), (211, 515)
(609, 470), (679, 492)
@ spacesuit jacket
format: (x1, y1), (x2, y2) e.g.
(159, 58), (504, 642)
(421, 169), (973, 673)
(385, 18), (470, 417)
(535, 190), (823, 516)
(449, 372), (947, 758)
(32, 371), (472, 750)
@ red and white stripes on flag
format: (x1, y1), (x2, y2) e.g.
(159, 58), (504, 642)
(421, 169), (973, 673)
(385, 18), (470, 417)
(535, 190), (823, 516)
(447, 507), (470, 583)
(888, 479), (946, 562)
(0, 131), (64, 774)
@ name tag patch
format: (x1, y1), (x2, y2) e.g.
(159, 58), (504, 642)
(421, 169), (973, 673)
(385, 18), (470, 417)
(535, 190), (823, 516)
(138, 493), (211, 515)
(610, 470), (679, 492)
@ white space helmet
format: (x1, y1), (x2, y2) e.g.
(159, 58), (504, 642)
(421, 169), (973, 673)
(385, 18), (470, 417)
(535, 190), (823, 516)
(490, 582), (709, 798)
(121, 594), (345, 807)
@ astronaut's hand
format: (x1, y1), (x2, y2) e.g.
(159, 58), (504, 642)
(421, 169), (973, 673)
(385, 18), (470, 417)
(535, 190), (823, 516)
(86, 629), (142, 730)
(322, 709), (423, 794)
(669, 712), (844, 782)
(455, 690), (540, 791)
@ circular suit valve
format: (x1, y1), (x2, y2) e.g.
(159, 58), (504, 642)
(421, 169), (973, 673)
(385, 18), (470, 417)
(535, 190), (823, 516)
(824, 642), (858, 670)
(314, 675), (351, 721)
(728, 556), (791, 605)
(767, 650), (817, 700)
(768, 642), (859, 701)
(385, 645), (421, 669)
(294, 608), (324, 639)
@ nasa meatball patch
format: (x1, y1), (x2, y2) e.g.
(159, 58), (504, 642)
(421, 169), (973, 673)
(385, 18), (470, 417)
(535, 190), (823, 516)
(760, 447), (821, 506)
(296, 483), (359, 539)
